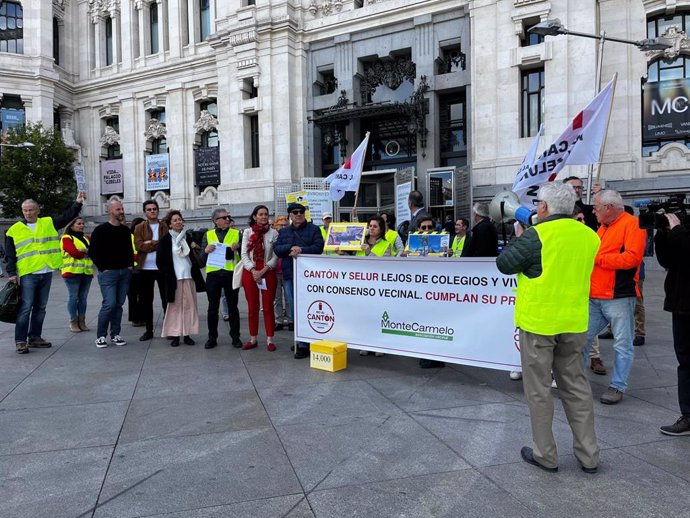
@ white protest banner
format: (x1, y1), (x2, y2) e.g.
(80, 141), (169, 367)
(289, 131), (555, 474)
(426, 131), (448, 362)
(294, 255), (521, 371)
(513, 78), (615, 206)
(512, 124), (543, 206)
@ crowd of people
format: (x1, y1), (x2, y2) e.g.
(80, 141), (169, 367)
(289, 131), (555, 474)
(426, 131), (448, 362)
(3, 181), (689, 469)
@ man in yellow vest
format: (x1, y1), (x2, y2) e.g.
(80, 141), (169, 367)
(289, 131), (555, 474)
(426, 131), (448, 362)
(448, 217), (470, 257)
(5, 192), (86, 354)
(497, 182), (601, 474)
(198, 207), (243, 349)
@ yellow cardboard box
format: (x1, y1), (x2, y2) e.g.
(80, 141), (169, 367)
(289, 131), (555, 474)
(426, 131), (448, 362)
(310, 340), (347, 372)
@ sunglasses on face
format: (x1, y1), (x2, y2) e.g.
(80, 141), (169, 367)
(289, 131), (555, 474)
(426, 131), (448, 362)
(215, 215), (231, 221)
(290, 210), (305, 215)
(145, 207), (158, 212)
(419, 225), (434, 230)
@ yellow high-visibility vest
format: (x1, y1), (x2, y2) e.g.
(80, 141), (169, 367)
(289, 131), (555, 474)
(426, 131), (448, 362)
(6, 217), (62, 276)
(356, 238), (392, 257)
(205, 228), (240, 273)
(450, 235), (466, 257)
(60, 235), (94, 275)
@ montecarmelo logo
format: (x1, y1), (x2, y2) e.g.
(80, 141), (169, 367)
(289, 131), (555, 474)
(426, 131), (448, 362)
(380, 311), (454, 341)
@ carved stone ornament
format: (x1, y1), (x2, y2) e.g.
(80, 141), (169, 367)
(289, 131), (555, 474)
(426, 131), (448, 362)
(308, 0), (344, 17)
(53, 0), (68, 18)
(144, 118), (167, 141)
(100, 125), (120, 146)
(89, 0), (120, 22)
(197, 186), (219, 206)
(646, 26), (690, 61)
(361, 56), (416, 103)
(194, 110), (219, 134)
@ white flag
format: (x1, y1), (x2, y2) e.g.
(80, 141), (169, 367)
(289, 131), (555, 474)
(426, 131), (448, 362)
(323, 132), (370, 201)
(512, 78), (615, 207)
(512, 124), (543, 206)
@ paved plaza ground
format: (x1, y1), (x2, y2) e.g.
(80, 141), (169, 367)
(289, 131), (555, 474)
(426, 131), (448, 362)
(1, 257), (689, 518)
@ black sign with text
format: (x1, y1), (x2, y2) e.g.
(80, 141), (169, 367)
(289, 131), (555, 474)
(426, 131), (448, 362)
(195, 147), (221, 186)
(643, 78), (690, 140)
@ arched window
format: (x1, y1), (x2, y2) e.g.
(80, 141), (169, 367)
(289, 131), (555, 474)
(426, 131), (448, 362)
(642, 11), (690, 156)
(0, 1), (24, 54)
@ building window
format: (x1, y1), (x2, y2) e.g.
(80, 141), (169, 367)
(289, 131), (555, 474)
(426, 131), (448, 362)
(200, 100), (218, 147)
(245, 0), (256, 5)
(437, 44), (466, 75)
(521, 67), (544, 138)
(200, 0), (211, 41)
(522, 20), (545, 47)
(53, 18), (60, 65)
(439, 93), (467, 167)
(315, 69), (338, 96)
(0, 1), (24, 54)
(105, 118), (122, 159)
(149, 109), (167, 153)
(150, 3), (159, 54)
(0, 94), (25, 132)
(247, 114), (260, 168)
(642, 12), (690, 156)
(105, 17), (113, 66)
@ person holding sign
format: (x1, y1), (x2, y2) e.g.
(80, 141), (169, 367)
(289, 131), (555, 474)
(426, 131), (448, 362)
(199, 207), (243, 349)
(497, 182), (601, 474)
(240, 205), (279, 351)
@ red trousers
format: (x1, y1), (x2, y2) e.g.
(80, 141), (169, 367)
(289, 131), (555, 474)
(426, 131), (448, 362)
(242, 265), (277, 337)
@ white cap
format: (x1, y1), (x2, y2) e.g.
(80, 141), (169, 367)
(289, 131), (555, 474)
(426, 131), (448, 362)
(322, 211), (333, 219)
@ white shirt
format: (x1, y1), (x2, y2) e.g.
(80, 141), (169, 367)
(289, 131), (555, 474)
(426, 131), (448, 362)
(141, 223), (159, 270)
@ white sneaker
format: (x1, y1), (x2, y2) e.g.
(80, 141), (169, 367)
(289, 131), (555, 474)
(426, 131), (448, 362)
(95, 336), (108, 348)
(551, 378), (558, 389)
(509, 371), (522, 380)
(111, 335), (127, 346)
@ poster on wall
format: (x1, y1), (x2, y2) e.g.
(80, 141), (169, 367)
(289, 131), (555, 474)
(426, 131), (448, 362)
(195, 147), (221, 186)
(642, 78), (690, 140)
(100, 159), (123, 195)
(396, 181), (412, 223)
(145, 153), (170, 191)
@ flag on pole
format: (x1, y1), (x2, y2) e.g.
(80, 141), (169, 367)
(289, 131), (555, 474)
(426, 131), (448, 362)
(512, 123), (543, 206)
(323, 132), (370, 201)
(512, 78), (615, 206)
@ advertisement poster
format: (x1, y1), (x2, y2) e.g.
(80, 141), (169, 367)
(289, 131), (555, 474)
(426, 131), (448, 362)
(195, 147), (221, 186)
(145, 153), (170, 191)
(100, 159), (123, 195)
(642, 78), (690, 140)
(396, 182), (412, 223)
(294, 255), (520, 371)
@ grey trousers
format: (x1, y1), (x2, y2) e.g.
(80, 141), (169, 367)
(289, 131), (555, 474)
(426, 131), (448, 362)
(520, 329), (600, 469)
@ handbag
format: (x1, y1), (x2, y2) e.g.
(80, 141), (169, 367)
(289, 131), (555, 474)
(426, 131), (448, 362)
(0, 281), (20, 324)
(232, 262), (243, 290)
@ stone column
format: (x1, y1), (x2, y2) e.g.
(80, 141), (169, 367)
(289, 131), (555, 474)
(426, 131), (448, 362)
(93, 17), (103, 69)
(188, 0), (200, 45)
(138, 3), (147, 58)
(110, 9), (121, 65)
(165, 86), (188, 207)
(156, 0), (164, 54)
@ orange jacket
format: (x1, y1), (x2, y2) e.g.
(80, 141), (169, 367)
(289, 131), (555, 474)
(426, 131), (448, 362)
(590, 211), (646, 299)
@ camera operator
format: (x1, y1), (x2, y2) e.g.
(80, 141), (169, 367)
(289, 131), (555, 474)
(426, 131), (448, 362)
(655, 213), (690, 436)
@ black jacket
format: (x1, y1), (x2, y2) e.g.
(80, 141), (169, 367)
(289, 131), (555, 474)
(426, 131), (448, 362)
(274, 222), (324, 281)
(462, 217), (498, 257)
(655, 225), (690, 314)
(156, 233), (206, 303)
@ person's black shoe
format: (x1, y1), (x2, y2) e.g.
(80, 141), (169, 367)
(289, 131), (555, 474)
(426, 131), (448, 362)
(275, 323), (284, 331)
(170, 337), (180, 347)
(231, 338), (242, 348)
(520, 447), (558, 473)
(660, 415), (690, 436)
(183, 336), (195, 346)
(139, 331), (154, 342)
(419, 359), (446, 369)
(204, 337), (217, 349)
(578, 460), (598, 474)
(294, 348), (309, 359)
(633, 336), (645, 346)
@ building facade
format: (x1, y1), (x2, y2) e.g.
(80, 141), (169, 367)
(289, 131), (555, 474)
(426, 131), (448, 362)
(1, 0), (689, 223)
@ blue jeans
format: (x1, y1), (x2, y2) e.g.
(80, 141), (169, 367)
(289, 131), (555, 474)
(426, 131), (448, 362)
(584, 297), (636, 392)
(283, 278), (306, 351)
(64, 275), (93, 320)
(15, 272), (52, 343)
(97, 269), (132, 338)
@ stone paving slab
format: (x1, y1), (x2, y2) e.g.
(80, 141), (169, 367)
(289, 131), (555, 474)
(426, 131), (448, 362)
(1, 259), (688, 517)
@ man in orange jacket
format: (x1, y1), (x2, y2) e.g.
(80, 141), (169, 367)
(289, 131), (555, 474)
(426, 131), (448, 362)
(584, 189), (646, 405)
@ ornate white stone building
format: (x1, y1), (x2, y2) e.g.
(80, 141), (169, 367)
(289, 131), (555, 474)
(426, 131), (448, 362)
(1, 0), (689, 222)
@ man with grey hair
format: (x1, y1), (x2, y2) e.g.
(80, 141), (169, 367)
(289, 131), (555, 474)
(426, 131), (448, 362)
(462, 202), (498, 257)
(198, 207), (243, 349)
(584, 189), (647, 404)
(497, 182), (601, 473)
(5, 193), (86, 353)
(89, 199), (134, 348)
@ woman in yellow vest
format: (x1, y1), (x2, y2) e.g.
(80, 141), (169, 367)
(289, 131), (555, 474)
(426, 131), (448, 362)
(357, 215), (391, 357)
(60, 217), (94, 332)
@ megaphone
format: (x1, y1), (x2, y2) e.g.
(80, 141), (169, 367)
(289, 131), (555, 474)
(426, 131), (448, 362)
(489, 191), (538, 227)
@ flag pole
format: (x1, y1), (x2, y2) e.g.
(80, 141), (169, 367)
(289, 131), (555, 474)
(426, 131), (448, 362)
(587, 72), (617, 203)
(350, 131), (370, 222)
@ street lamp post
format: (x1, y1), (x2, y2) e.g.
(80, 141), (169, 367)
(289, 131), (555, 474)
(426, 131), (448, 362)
(529, 19), (672, 202)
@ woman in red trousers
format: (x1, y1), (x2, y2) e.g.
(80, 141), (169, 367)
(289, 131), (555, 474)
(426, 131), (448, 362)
(240, 205), (279, 351)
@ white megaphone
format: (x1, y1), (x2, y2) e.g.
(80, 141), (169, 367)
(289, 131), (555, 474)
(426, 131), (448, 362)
(489, 191), (538, 227)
